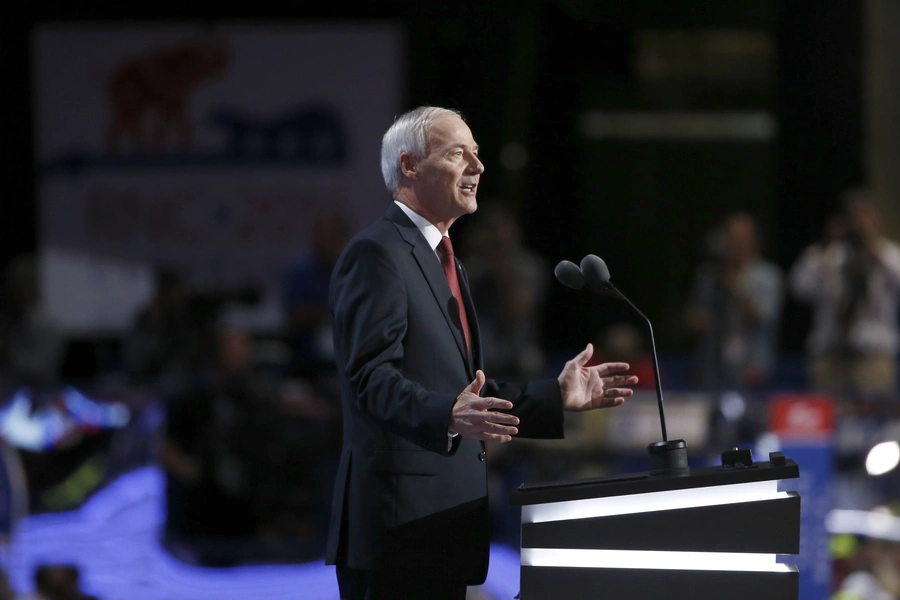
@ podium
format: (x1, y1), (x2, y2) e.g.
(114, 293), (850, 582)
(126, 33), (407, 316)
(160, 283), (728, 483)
(510, 455), (801, 600)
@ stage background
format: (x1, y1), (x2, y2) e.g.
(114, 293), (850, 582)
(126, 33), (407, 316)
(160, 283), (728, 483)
(33, 24), (402, 334)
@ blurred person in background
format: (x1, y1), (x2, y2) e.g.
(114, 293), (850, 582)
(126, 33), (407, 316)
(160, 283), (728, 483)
(790, 190), (900, 397)
(161, 324), (258, 559)
(123, 266), (194, 396)
(461, 203), (548, 381)
(282, 209), (349, 386)
(0, 256), (65, 392)
(685, 212), (783, 390)
(162, 322), (336, 565)
(830, 533), (900, 600)
(125, 266), (263, 398)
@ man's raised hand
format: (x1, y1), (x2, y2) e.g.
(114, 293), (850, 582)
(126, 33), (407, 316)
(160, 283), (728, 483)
(450, 370), (520, 443)
(558, 343), (638, 412)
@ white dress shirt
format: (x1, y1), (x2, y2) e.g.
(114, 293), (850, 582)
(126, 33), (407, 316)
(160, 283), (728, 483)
(394, 200), (446, 255)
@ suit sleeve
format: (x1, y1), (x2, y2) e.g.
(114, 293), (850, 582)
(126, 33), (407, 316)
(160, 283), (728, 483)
(482, 378), (564, 439)
(331, 238), (458, 455)
(455, 258), (565, 440)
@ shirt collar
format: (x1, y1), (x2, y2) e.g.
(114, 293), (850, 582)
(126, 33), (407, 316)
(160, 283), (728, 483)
(394, 200), (447, 252)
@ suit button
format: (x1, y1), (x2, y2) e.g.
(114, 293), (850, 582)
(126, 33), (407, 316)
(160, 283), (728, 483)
(478, 451), (486, 462)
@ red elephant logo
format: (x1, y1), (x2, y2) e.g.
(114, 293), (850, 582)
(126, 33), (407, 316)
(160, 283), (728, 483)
(107, 33), (230, 152)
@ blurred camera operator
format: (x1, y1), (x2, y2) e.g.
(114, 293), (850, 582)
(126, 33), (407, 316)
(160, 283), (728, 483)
(790, 190), (900, 396)
(685, 212), (783, 390)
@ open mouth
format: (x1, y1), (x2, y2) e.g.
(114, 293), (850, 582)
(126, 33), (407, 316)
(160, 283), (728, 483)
(460, 183), (477, 193)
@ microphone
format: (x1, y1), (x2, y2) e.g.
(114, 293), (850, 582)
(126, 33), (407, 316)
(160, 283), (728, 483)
(554, 260), (585, 290)
(579, 254), (667, 440)
(579, 254), (616, 297)
(577, 254), (687, 474)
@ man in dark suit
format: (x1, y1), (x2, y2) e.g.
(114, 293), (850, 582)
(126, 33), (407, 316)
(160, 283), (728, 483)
(326, 106), (638, 599)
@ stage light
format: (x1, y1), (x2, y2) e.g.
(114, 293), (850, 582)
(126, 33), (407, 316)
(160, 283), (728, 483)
(522, 548), (793, 573)
(866, 441), (900, 476)
(719, 391), (746, 422)
(825, 508), (900, 543)
(523, 480), (787, 524)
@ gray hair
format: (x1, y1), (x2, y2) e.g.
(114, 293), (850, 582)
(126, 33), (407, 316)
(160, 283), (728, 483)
(380, 106), (463, 193)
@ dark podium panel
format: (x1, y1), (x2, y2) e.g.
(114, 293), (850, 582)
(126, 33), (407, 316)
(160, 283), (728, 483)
(520, 566), (798, 600)
(510, 459), (801, 600)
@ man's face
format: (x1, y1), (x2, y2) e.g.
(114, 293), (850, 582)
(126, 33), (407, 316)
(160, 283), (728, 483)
(219, 328), (252, 372)
(848, 201), (879, 240)
(725, 217), (757, 263)
(408, 114), (484, 225)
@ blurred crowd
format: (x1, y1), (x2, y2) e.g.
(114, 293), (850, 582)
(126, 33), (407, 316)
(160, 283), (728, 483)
(1, 192), (899, 598)
(685, 189), (900, 400)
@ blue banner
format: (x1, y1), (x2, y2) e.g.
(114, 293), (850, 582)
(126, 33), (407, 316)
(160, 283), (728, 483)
(779, 441), (833, 600)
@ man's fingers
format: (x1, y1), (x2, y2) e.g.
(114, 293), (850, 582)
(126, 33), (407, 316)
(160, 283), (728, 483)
(486, 411), (520, 426)
(454, 421), (517, 441)
(464, 370), (487, 395)
(469, 396), (514, 412)
(593, 361), (631, 375)
(603, 375), (640, 386)
(481, 422), (518, 436)
(454, 407), (520, 438)
(570, 343), (594, 367)
(473, 432), (513, 443)
(466, 405), (519, 426)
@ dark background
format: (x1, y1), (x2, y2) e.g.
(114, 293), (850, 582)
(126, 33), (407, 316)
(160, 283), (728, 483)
(5, 0), (863, 359)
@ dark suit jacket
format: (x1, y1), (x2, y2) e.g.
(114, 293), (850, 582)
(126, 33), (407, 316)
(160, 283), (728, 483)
(325, 203), (564, 584)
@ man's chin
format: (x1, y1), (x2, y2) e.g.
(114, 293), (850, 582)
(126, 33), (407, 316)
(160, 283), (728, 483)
(447, 196), (477, 220)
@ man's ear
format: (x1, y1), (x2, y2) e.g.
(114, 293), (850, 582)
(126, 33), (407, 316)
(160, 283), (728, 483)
(399, 152), (418, 180)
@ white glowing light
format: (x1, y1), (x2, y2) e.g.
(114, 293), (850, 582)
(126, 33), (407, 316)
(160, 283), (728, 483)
(866, 441), (900, 476)
(521, 548), (795, 573)
(826, 509), (900, 542)
(522, 480), (788, 524)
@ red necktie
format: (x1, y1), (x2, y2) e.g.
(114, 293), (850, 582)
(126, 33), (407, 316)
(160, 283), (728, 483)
(437, 237), (471, 355)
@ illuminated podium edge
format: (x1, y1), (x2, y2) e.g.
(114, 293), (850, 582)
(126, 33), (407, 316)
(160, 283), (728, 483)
(509, 459), (801, 600)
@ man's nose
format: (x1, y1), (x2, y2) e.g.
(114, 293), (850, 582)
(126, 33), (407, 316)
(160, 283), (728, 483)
(468, 154), (485, 174)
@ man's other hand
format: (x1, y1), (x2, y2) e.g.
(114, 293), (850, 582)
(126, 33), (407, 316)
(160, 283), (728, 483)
(450, 370), (520, 442)
(558, 343), (638, 412)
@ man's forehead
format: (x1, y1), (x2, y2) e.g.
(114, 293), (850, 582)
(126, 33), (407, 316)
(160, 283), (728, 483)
(425, 115), (477, 149)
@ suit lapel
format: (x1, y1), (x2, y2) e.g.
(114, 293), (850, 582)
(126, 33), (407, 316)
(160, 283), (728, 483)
(387, 205), (473, 376)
